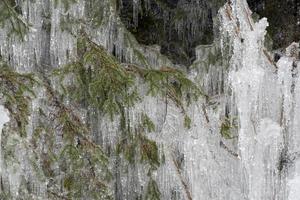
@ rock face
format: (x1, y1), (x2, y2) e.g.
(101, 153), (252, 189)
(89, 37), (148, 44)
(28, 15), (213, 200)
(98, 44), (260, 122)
(0, 0), (300, 200)
(119, 0), (299, 65)
(248, 0), (300, 49)
(118, 0), (225, 66)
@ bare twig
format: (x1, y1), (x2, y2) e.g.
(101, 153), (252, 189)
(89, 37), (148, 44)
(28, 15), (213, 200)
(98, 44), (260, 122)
(171, 153), (193, 200)
(201, 103), (210, 124)
(47, 190), (69, 200)
(220, 141), (239, 158)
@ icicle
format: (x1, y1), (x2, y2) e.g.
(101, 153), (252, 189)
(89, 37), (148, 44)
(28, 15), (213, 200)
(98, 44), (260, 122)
(0, 105), (10, 175)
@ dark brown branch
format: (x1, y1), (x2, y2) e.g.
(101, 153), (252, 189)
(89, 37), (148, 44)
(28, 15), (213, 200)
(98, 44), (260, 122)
(220, 141), (239, 158)
(47, 190), (69, 200)
(201, 104), (210, 124)
(171, 153), (193, 200)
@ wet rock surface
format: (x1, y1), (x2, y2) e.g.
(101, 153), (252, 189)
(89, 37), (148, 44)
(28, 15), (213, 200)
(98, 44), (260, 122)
(248, 0), (300, 49)
(118, 0), (225, 66)
(119, 0), (299, 65)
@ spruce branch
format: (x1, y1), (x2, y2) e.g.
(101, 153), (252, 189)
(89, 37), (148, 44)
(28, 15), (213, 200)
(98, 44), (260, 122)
(1, 0), (30, 39)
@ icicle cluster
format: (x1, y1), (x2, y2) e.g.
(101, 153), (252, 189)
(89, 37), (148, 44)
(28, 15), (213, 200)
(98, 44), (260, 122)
(0, 0), (300, 199)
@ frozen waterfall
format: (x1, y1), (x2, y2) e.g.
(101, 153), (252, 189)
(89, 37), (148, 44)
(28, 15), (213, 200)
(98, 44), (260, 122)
(0, 0), (300, 199)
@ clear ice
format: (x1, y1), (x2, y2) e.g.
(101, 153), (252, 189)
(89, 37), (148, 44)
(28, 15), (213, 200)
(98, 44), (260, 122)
(0, 0), (300, 199)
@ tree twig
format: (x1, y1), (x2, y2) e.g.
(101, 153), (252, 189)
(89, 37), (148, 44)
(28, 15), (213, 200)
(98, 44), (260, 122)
(171, 153), (193, 200)
(220, 141), (239, 158)
(201, 103), (210, 124)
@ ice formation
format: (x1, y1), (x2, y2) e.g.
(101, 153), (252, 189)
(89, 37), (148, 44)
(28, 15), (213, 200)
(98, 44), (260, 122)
(0, 0), (300, 199)
(0, 105), (10, 176)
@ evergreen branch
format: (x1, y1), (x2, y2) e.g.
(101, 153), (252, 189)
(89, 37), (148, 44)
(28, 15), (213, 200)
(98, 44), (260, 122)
(3, 0), (30, 29)
(1, 0), (30, 39)
(0, 61), (37, 136)
(37, 74), (112, 198)
(47, 190), (69, 200)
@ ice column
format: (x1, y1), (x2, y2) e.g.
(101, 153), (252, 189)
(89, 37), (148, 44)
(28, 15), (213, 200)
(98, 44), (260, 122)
(229, 9), (283, 200)
(0, 105), (10, 182)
